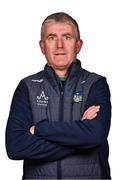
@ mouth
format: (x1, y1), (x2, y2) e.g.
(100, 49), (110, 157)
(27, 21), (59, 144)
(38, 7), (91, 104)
(55, 53), (66, 55)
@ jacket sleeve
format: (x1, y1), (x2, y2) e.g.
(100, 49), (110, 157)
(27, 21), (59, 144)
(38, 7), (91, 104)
(34, 77), (111, 149)
(5, 80), (75, 161)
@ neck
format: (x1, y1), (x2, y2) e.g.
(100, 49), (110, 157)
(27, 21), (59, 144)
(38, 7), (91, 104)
(55, 69), (68, 77)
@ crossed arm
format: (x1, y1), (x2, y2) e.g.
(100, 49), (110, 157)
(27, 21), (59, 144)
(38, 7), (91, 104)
(30, 105), (100, 134)
(29, 77), (111, 149)
(6, 77), (111, 161)
(6, 81), (75, 161)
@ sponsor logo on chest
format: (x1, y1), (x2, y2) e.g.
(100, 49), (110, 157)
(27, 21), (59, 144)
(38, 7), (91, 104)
(36, 91), (48, 106)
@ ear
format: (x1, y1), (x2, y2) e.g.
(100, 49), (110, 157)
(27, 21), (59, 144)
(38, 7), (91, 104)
(39, 40), (45, 54)
(76, 39), (83, 54)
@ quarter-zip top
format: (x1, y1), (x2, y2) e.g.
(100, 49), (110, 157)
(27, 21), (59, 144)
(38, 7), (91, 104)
(6, 59), (111, 179)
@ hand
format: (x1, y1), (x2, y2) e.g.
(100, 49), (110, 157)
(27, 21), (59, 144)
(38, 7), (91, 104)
(81, 105), (100, 120)
(29, 125), (35, 135)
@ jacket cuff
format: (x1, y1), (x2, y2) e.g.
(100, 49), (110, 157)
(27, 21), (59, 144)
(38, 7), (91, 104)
(34, 119), (48, 136)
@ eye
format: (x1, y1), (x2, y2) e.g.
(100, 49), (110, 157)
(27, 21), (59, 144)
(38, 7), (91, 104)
(47, 35), (56, 40)
(64, 35), (72, 40)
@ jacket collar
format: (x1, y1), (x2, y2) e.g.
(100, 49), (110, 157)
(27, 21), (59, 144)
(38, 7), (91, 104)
(43, 59), (82, 92)
(44, 59), (82, 79)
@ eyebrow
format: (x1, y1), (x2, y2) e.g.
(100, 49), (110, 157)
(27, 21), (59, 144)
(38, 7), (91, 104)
(62, 33), (73, 37)
(46, 33), (73, 38)
(46, 33), (57, 38)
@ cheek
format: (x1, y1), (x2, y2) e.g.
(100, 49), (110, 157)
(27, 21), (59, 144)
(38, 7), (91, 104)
(66, 42), (77, 51)
(67, 45), (79, 60)
(42, 45), (51, 56)
(46, 43), (55, 52)
(67, 45), (78, 55)
(44, 46), (55, 60)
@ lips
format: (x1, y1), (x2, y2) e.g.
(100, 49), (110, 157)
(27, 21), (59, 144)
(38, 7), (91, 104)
(55, 52), (66, 55)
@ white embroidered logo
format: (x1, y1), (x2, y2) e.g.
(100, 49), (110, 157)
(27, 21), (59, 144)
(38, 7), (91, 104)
(81, 80), (86, 84)
(36, 91), (48, 106)
(32, 79), (43, 83)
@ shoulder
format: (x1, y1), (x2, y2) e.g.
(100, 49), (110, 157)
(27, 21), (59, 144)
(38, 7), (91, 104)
(82, 68), (103, 82)
(81, 68), (111, 99)
(88, 76), (111, 103)
(14, 70), (45, 94)
(90, 76), (110, 94)
(81, 68), (106, 94)
(22, 70), (44, 83)
(84, 69), (109, 91)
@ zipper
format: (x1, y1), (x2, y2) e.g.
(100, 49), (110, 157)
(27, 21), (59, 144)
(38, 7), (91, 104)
(57, 84), (64, 179)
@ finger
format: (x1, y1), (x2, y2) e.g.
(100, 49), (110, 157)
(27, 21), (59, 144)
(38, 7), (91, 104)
(85, 108), (100, 117)
(84, 105), (100, 114)
(81, 105), (100, 120)
(83, 106), (100, 118)
(81, 112), (97, 120)
(84, 105), (96, 114)
(86, 113), (97, 120)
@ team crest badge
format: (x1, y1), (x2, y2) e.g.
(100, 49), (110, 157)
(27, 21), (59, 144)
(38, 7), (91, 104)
(73, 91), (83, 103)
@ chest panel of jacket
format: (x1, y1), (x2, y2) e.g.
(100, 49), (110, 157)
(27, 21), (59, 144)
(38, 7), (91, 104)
(25, 69), (100, 124)
(23, 65), (102, 179)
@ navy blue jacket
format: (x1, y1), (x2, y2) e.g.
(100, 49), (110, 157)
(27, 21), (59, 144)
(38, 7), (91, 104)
(6, 60), (111, 179)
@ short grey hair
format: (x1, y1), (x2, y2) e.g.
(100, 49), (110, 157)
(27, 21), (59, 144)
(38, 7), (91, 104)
(41, 12), (80, 40)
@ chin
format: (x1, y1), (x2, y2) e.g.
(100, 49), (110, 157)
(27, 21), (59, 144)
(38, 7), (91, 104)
(54, 64), (70, 70)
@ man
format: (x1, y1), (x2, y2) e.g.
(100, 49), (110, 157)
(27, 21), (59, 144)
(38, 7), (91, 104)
(6, 12), (111, 179)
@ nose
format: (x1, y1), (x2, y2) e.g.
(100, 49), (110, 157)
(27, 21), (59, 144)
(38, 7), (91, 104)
(57, 38), (63, 48)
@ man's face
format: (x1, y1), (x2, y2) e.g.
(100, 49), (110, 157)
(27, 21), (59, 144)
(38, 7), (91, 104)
(40, 21), (83, 71)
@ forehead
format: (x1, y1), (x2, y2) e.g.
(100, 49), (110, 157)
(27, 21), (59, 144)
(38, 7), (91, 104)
(43, 21), (76, 35)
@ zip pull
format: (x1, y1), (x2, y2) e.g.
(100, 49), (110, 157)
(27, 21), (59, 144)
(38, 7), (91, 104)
(61, 91), (64, 95)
